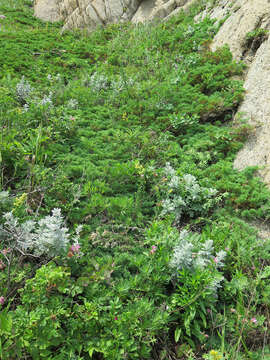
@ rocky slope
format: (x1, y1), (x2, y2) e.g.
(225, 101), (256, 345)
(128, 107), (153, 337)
(200, 0), (270, 187)
(34, 0), (270, 187)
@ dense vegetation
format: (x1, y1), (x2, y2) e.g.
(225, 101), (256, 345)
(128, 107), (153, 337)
(1, 0), (270, 358)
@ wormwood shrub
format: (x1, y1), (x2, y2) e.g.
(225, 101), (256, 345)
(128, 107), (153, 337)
(169, 230), (226, 344)
(159, 163), (221, 224)
(0, 191), (82, 315)
(0, 208), (81, 258)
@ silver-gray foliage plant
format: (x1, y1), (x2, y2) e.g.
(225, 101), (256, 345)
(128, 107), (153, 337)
(16, 76), (32, 104)
(161, 163), (220, 222)
(0, 208), (81, 258)
(170, 230), (226, 272)
(170, 230), (226, 294)
(86, 72), (109, 92)
(40, 91), (53, 107)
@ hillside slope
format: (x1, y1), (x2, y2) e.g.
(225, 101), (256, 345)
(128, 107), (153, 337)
(34, 0), (270, 186)
(1, 0), (270, 359)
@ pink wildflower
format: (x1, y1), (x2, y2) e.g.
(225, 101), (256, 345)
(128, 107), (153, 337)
(207, 308), (212, 314)
(251, 317), (257, 324)
(114, 316), (118, 320)
(2, 248), (10, 256)
(71, 244), (80, 253)
(150, 245), (157, 254)
(225, 247), (229, 251)
(0, 296), (5, 305)
(213, 257), (218, 264)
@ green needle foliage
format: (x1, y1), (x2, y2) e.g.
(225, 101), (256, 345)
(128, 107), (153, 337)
(1, 0), (270, 359)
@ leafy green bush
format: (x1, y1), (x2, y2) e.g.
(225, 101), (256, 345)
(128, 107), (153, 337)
(245, 28), (268, 52)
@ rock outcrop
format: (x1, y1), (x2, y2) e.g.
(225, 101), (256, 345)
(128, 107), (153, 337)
(34, 0), (193, 30)
(200, 0), (270, 186)
(59, 0), (141, 32)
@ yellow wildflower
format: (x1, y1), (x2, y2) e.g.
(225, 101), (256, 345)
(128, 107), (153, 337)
(14, 193), (27, 208)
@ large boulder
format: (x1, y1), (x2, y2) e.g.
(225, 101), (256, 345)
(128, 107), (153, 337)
(59, 0), (141, 31)
(34, 0), (193, 30)
(34, 0), (141, 29)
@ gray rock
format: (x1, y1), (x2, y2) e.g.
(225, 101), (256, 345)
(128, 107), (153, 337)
(34, 0), (62, 22)
(34, 0), (194, 30)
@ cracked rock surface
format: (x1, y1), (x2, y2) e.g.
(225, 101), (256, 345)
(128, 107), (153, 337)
(34, 0), (192, 30)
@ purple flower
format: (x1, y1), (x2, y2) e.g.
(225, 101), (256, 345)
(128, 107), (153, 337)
(71, 243), (80, 253)
(0, 296), (5, 305)
(0, 15), (6, 19)
(251, 317), (257, 324)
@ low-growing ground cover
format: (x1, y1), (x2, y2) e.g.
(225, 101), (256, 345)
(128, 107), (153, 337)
(1, 0), (270, 359)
